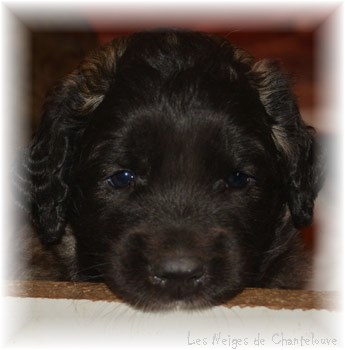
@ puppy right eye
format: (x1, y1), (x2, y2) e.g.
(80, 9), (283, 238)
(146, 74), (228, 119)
(107, 170), (135, 189)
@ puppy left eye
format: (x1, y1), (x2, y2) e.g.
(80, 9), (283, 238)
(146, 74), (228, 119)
(226, 172), (256, 189)
(107, 170), (135, 189)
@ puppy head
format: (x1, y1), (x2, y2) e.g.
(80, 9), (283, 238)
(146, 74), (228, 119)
(22, 31), (323, 310)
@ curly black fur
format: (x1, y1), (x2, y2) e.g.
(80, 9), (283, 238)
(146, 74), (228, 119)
(14, 30), (323, 311)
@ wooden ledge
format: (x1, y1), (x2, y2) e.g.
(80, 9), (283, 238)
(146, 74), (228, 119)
(5, 280), (339, 311)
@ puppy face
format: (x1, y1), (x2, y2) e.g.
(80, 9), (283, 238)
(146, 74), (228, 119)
(18, 31), (323, 311)
(73, 74), (285, 309)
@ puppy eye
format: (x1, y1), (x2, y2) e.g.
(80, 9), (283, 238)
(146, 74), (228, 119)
(107, 170), (135, 189)
(226, 172), (255, 189)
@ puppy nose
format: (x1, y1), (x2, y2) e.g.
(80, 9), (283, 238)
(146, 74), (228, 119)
(152, 256), (204, 282)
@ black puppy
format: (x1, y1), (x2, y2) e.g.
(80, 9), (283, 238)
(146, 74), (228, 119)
(14, 30), (323, 311)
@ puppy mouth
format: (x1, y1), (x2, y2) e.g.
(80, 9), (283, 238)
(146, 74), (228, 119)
(106, 266), (211, 311)
(106, 274), (243, 312)
(105, 255), (243, 311)
(103, 226), (245, 311)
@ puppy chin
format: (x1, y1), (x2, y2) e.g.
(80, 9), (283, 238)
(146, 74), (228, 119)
(138, 299), (215, 313)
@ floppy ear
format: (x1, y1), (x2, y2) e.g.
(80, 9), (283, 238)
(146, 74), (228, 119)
(249, 59), (324, 228)
(14, 37), (129, 244)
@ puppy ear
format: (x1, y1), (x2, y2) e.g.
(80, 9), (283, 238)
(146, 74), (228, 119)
(250, 59), (324, 228)
(22, 37), (129, 244)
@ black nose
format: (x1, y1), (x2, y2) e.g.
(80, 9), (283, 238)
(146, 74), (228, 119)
(152, 256), (204, 283)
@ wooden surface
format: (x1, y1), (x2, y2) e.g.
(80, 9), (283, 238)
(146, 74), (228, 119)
(5, 280), (338, 311)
